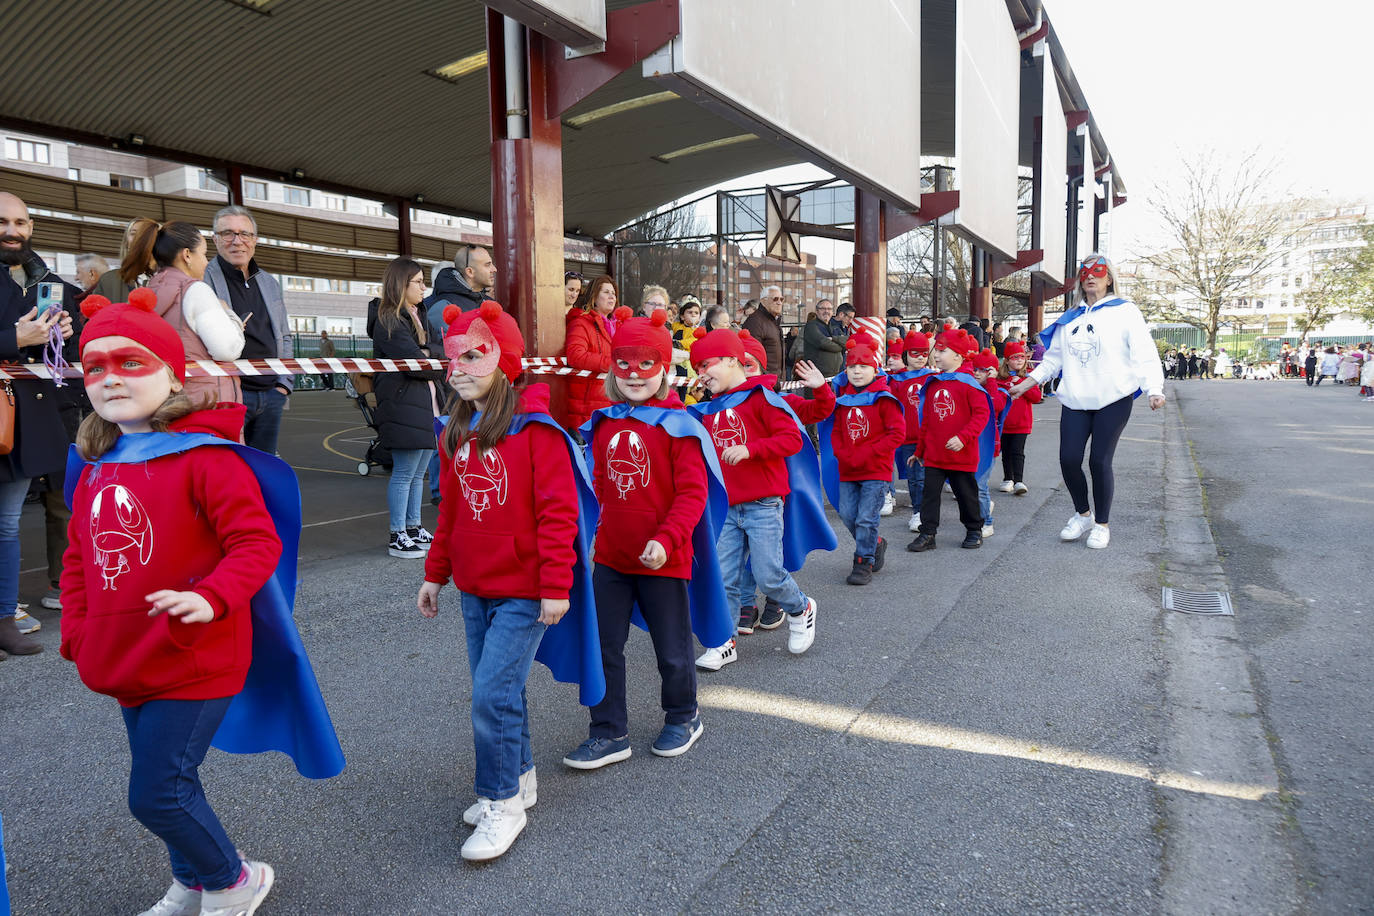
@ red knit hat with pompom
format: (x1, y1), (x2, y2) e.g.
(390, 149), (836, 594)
(737, 329), (768, 374)
(443, 300), (525, 383)
(888, 336), (905, 358)
(80, 289), (187, 382)
(689, 326), (746, 368)
(1002, 339), (1026, 359)
(610, 306), (672, 378)
(903, 330), (932, 353)
(845, 332), (882, 370)
(972, 347), (1000, 371)
(935, 325), (979, 358)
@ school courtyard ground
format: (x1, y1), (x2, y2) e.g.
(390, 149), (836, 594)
(4, 378), (1370, 914)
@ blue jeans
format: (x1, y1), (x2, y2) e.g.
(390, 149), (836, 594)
(0, 476), (31, 617)
(241, 387), (287, 455)
(717, 498), (807, 625)
(388, 448), (433, 532)
(737, 553), (757, 610)
(427, 450), (442, 500)
(895, 444), (924, 514)
(976, 466), (993, 526)
(837, 479), (887, 560)
(459, 593), (545, 801)
(121, 697), (241, 891)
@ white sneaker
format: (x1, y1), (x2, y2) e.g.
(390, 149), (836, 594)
(1060, 513), (1095, 541)
(464, 767), (537, 827)
(199, 860), (274, 916)
(998, 479), (1015, 493)
(461, 796), (528, 862)
(881, 492), (895, 516)
(137, 879), (200, 916)
(696, 640), (737, 671)
(13, 606), (39, 634)
(787, 598), (817, 655)
(1086, 524), (1110, 549)
(907, 512), (921, 532)
(1013, 482), (1028, 495)
(981, 524), (994, 537)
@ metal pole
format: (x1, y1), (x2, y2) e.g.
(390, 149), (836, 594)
(715, 191), (727, 307)
(503, 16), (528, 141)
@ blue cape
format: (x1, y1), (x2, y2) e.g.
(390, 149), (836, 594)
(436, 413), (606, 707)
(580, 404), (735, 651)
(915, 374), (998, 477)
(815, 383), (905, 509)
(1037, 296), (1127, 350)
(888, 368), (937, 384)
(0, 813), (8, 915)
(65, 434), (345, 780)
(690, 385), (837, 571)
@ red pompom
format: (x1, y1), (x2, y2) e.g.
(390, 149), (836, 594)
(127, 288), (157, 312)
(443, 304), (460, 325)
(693, 326), (708, 340)
(649, 308), (668, 328)
(479, 300), (503, 323)
(613, 305), (633, 322)
(80, 294), (112, 318)
(845, 337), (858, 350)
(738, 330), (753, 342)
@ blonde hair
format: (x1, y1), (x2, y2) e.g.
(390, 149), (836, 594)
(76, 391), (198, 460)
(1073, 252), (1120, 306)
(641, 285), (670, 310)
(603, 370), (670, 402)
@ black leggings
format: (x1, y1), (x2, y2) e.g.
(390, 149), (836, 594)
(1001, 432), (1028, 483)
(1059, 396), (1134, 524)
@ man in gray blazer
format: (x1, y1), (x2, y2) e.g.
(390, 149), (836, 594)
(203, 205), (293, 454)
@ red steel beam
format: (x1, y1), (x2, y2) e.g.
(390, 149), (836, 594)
(543, 0), (681, 118)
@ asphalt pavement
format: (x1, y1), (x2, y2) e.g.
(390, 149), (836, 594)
(2, 380), (1369, 914)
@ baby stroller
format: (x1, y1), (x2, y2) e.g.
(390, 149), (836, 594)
(344, 373), (393, 476)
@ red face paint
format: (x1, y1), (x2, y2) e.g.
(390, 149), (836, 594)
(82, 346), (167, 385)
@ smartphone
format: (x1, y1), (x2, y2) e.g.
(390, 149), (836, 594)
(36, 281), (62, 317)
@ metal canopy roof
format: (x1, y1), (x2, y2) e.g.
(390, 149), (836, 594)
(0, 0), (1122, 237)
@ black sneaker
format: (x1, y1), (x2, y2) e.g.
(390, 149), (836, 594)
(907, 533), (937, 552)
(407, 526), (434, 551)
(871, 537), (887, 572)
(960, 531), (983, 549)
(388, 530), (425, 558)
(737, 605), (760, 635)
(846, 557), (873, 586)
(758, 598), (785, 630)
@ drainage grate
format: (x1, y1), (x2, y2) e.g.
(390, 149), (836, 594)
(1163, 588), (1234, 616)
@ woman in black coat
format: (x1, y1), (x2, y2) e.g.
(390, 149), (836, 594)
(368, 258), (446, 559)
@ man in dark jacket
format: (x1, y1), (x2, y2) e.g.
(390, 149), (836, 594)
(741, 285), (786, 374)
(802, 299), (847, 378)
(425, 244), (496, 341)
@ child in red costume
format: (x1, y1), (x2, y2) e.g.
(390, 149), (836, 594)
(908, 327), (992, 552)
(826, 335), (905, 585)
(688, 329), (818, 671)
(562, 308), (714, 769)
(971, 348), (1007, 537)
(891, 330), (934, 533)
(60, 290), (281, 916)
(418, 301), (582, 863)
(996, 340), (1041, 495)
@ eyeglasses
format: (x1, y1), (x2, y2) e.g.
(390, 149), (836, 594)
(216, 230), (258, 243)
(770, 296), (784, 302)
(409, 278), (427, 287)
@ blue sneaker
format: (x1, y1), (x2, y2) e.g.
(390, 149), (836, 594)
(562, 736), (631, 770)
(650, 717), (704, 758)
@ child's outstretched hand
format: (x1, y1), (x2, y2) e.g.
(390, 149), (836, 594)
(146, 590), (214, 625)
(793, 360), (826, 390)
(417, 581), (442, 618)
(639, 539), (668, 570)
(540, 598), (570, 626)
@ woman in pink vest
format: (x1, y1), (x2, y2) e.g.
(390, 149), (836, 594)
(129, 221), (245, 408)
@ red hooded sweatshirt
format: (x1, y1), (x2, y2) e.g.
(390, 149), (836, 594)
(916, 371), (991, 473)
(831, 376), (906, 481)
(59, 404), (282, 707)
(699, 376), (802, 506)
(425, 384), (579, 600)
(998, 373), (1042, 434)
(589, 392), (709, 580)
(889, 373), (930, 445)
(781, 381), (836, 425)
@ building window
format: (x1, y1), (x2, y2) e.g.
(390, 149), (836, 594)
(321, 194), (347, 211)
(284, 276), (315, 292)
(67, 168), (80, 181)
(109, 174), (145, 191)
(363, 203), (384, 217)
(1294, 276), (1302, 288)
(325, 318), (355, 336)
(283, 185), (311, 207)
(198, 170), (227, 192)
(288, 316), (318, 334)
(740, 269), (751, 278)
(324, 279), (349, 293)
(364, 283), (383, 297)
(4, 138), (50, 164)
(244, 180), (268, 201)
(739, 283), (751, 294)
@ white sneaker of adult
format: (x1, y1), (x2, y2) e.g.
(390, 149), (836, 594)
(998, 479), (1016, 493)
(981, 525), (994, 538)
(1086, 524), (1111, 549)
(907, 512), (921, 532)
(695, 640), (737, 671)
(464, 767), (537, 827)
(461, 796), (528, 862)
(199, 861), (274, 916)
(1013, 482), (1029, 495)
(881, 492), (895, 516)
(787, 598), (817, 655)
(1060, 513), (1095, 541)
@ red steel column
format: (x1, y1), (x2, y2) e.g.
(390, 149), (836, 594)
(396, 198), (413, 257)
(853, 189), (887, 320)
(1028, 274), (1045, 337)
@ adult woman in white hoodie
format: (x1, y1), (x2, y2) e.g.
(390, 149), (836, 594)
(1007, 253), (1165, 549)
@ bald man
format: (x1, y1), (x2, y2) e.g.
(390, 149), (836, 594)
(1, 192), (83, 639)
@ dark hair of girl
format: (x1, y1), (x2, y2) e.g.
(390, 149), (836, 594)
(127, 221), (205, 274)
(377, 258), (427, 340)
(441, 371), (519, 459)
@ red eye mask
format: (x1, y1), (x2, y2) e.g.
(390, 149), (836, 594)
(1079, 258), (1109, 283)
(82, 346), (168, 384)
(444, 318), (501, 379)
(610, 346), (666, 380)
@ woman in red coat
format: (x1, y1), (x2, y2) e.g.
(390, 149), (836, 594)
(562, 275), (619, 430)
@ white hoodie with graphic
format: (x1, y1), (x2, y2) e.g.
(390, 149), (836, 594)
(1029, 298), (1165, 411)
